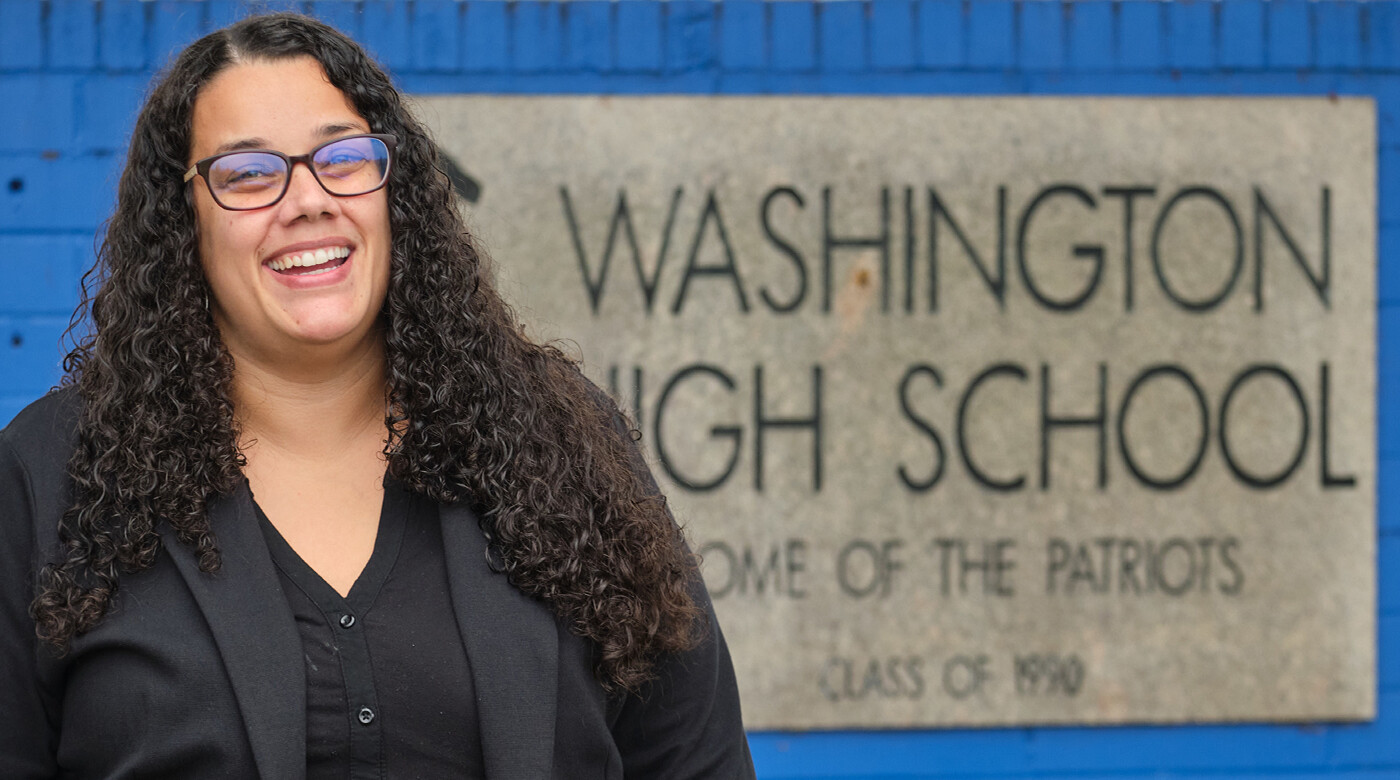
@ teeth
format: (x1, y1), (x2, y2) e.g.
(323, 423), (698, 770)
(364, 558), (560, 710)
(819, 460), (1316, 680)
(268, 246), (350, 272)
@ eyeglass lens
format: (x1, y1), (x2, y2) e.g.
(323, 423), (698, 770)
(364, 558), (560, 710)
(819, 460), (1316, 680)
(207, 136), (391, 209)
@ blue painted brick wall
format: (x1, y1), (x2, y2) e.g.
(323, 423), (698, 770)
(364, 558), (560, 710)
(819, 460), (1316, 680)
(0, 2), (1396, 778)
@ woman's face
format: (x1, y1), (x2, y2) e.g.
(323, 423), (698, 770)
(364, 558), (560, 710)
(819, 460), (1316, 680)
(189, 56), (392, 363)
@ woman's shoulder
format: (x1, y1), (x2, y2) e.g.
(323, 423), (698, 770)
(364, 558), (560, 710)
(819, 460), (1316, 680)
(0, 386), (82, 483)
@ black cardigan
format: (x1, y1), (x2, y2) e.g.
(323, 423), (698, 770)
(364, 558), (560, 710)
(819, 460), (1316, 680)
(0, 389), (755, 779)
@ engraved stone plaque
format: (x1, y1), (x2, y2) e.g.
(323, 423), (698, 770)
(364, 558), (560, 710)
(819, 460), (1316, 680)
(415, 97), (1376, 728)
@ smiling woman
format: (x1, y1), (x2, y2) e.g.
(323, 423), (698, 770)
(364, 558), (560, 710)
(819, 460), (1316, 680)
(0, 12), (754, 780)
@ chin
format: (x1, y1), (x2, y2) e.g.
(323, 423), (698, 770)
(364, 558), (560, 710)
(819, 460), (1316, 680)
(289, 321), (373, 346)
(273, 309), (368, 344)
(276, 297), (382, 344)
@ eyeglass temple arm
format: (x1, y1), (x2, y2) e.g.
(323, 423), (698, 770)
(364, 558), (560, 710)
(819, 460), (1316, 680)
(183, 165), (199, 183)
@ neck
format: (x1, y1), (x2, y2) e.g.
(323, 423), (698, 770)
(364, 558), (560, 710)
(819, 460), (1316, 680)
(228, 334), (389, 459)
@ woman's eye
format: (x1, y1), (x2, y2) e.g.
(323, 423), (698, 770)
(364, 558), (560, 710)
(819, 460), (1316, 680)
(216, 165), (279, 189)
(321, 152), (368, 169)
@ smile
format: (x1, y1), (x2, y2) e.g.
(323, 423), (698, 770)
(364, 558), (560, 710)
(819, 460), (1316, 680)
(266, 245), (351, 275)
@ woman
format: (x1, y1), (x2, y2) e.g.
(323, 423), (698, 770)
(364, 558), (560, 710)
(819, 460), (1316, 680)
(0, 12), (753, 779)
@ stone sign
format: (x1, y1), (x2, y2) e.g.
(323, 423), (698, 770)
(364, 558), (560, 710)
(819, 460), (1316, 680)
(415, 96), (1376, 728)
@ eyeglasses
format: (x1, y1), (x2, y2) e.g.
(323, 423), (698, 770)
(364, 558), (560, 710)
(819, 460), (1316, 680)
(184, 133), (397, 211)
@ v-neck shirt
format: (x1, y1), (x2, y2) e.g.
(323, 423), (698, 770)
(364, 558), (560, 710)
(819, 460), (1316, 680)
(254, 481), (486, 780)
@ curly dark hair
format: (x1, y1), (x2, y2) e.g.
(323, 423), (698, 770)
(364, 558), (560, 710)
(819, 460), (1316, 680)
(34, 12), (700, 691)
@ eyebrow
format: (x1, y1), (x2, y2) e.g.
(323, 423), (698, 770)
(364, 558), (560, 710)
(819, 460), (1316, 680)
(210, 122), (369, 155)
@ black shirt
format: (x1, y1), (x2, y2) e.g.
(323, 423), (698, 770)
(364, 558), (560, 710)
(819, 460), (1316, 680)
(255, 481), (486, 779)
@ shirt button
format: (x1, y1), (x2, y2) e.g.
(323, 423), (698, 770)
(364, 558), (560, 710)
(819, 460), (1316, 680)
(358, 706), (375, 725)
(339, 614), (356, 629)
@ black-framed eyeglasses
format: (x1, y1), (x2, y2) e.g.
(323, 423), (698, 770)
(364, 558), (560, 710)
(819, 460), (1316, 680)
(183, 133), (397, 211)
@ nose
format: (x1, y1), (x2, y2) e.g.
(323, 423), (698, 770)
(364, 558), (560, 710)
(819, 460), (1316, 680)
(277, 159), (337, 221)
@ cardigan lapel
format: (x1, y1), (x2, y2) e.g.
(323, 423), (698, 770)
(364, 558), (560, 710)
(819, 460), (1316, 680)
(161, 482), (306, 780)
(439, 501), (559, 780)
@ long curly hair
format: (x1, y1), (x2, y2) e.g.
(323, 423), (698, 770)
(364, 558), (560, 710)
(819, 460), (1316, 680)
(34, 12), (700, 691)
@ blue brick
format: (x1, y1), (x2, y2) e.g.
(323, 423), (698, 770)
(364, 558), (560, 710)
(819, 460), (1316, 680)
(1219, 0), (1264, 69)
(1382, 405), (1400, 461)
(916, 0), (961, 68)
(209, 0), (302, 24)
(49, 0), (98, 70)
(512, 1), (563, 73)
(0, 317), (68, 396)
(1370, 1), (1400, 71)
(1382, 340), (1400, 407)
(462, 1), (509, 73)
(1026, 724), (1329, 772)
(719, 0), (765, 71)
(1019, 0), (1064, 72)
(748, 725), (1339, 776)
(0, 76), (76, 152)
(1384, 613), (1400, 691)
(99, 0), (149, 70)
(0, 0), (43, 69)
(75, 74), (148, 152)
(1118, 1), (1164, 71)
(0, 156), (120, 231)
(1189, 770), (1396, 780)
(1066, 1), (1112, 71)
(748, 769), (1394, 780)
(666, 1), (715, 73)
(1316, 1), (1363, 71)
(1381, 456), (1400, 532)
(252, 0), (305, 12)
(616, 1), (663, 73)
(409, 0), (461, 72)
(771, 1), (817, 72)
(1385, 224), (1400, 310)
(1326, 693), (1400, 763)
(1385, 534), (1400, 615)
(309, 1), (363, 39)
(747, 726), (1400, 776)
(1382, 303), (1400, 367)
(818, 1), (866, 74)
(1167, 0), (1213, 71)
(869, 0), (914, 71)
(150, 1), (205, 69)
(750, 731), (1035, 777)
(203, 0), (247, 33)
(1267, 0), (1312, 70)
(361, 0), (412, 71)
(1258, 773), (1396, 780)
(1379, 77), (1400, 138)
(565, 1), (612, 72)
(0, 236), (87, 315)
(1385, 145), (1400, 226)
(966, 0), (1014, 69)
